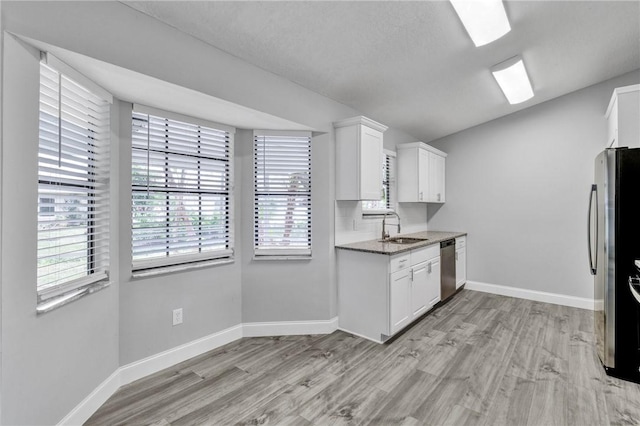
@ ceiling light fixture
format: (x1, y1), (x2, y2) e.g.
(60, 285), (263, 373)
(491, 56), (534, 105)
(450, 0), (511, 47)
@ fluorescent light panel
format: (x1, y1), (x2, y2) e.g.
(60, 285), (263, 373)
(491, 56), (534, 104)
(450, 0), (511, 47)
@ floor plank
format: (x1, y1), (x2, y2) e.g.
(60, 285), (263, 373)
(86, 290), (640, 426)
(236, 369), (338, 426)
(566, 384), (610, 426)
(366, 370), (441, 424)
(482, 374), (535, 426)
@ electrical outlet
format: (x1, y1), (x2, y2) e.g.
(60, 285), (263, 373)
(172, 308), (183, 326)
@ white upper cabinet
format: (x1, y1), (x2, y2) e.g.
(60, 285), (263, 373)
(418, 148), (429, 202)
(334, 116), (388, 200)
(606, 85), (639, 149)
(397, 142), (447, 203)
(428, 151), (446, 203)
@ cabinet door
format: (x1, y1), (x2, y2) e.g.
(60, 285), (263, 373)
(456, 248), (466, 289)
(418, 148), (429, 202)
(436, 154), (445, 202)
(428, 152), (445, 203)
(359, 125), (383, 200)
(426, 258), (441, 307)
(389, 268), (412, 334)
(411, 262), (429, 318)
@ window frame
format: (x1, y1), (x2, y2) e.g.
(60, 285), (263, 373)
(38, 197), (55, 216)
(36, 54), (113, 311)
(362, 149), (396, 216)
(253, 130), (312, 259)
(131, 104), (235, 274)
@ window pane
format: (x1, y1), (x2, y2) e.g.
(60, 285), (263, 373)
(131, 111), (232, 270)
(254, 134), (311, 254)
(255, 194), (311, 248)
(37, 63), (110, 297)
(363, 153), (393, 212)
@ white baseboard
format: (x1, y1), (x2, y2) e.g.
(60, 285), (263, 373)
(465, 280), (595, 310)
(57, 369), (121, 426)
(594, 299), (604, 311)
(243, 317), (339, 337)
(337, 327), (384, 344)
(119, 324), (244, 385)
(58, 318), (338, 425)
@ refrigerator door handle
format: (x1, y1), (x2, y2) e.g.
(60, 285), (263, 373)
(629, 276), (640, 305)
(588, 184), (598, 275)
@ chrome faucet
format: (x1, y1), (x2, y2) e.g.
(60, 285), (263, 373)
(381, 211), (401, 240)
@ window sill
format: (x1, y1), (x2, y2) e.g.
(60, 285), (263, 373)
(363, 210), (395, 219)
(132, 257), (234, 279)
(252, 255), (312, 261)
(36, 280), (111, 315)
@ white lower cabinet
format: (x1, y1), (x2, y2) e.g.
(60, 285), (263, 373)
(390, 268), (412, 335)
(411, 258), (441, 318)
(425, 257), (442, 308)
(410, 261), (430, 318)
(338, 244), (441, 343)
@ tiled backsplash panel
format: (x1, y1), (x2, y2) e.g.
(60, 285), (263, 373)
(335, 201), (428, 245)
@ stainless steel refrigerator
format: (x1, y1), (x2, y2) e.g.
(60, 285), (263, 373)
(589, 147), (640, 383)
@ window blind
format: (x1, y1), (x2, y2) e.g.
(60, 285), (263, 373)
(254, 132), (312, 256)
(37, 62), (111, 301)
(363, 151), (396, 212)
(132, 110), (233, 271)
(386, 153), (396, 209)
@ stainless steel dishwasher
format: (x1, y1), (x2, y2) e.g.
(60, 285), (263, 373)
(440, 239), (456, 301)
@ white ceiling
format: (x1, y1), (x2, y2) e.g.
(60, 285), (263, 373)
(123, 0), (640, 143)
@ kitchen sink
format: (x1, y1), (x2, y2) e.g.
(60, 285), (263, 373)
(379, 237), (428, 244)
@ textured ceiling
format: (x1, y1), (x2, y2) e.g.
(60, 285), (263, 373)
(123, 1), (640, 143)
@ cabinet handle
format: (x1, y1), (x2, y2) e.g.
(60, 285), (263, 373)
(419, 191), (423, 201)
(437, 193), (441, 201)
(427, 262), (432, 274)
(410, 269), (414, 281)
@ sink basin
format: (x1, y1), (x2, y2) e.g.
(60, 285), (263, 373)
(379, 237), (428, 244)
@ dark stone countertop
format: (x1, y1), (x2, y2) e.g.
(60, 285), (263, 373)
(335, 230), (467, 255)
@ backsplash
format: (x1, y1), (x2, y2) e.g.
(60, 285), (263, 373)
(335, 201), (428, 245)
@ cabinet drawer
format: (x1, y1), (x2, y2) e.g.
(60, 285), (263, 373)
(455, 236), (466, 249)
(390, 253), (411, 273)
(411, 244), (440, 265)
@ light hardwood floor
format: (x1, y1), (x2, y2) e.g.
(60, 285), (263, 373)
(86, 290), (640, 425)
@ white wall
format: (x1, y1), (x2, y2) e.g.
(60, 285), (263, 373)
(428, 70), (640, 300)
(115, 101), (243, 365)
(238, 129), (336, 322)
(0, 2), (420, 424)
(0, 1), (4, 420)
(1, 34), (120, 426)
(8, 1), (633, 423)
